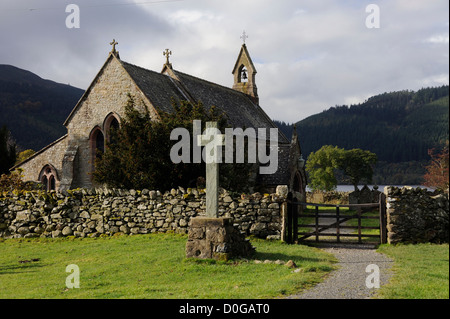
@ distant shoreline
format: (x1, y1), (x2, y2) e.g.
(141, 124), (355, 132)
(307, 185), (435, 192)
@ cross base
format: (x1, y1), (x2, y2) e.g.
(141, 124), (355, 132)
(185, 217), (255, 261)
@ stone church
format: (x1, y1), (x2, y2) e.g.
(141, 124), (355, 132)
(15, 40), (307, 198)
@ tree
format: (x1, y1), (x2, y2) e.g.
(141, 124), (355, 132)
(94, 95), (254, 193)
(423, 141), (449, 191)
(339, 148), (378, 191)
(0, 125), (16, 175)
(0, 168), (36, 193)
(305, 145), (344, 191)
(306, 145), (378, 192)
(16, 149), (36, 165)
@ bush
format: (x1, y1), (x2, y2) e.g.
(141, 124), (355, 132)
(0, 169), (38, 194)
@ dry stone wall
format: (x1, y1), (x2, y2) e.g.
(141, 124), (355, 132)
(385, 186), (449, 244)
(0, 188), (285, 239)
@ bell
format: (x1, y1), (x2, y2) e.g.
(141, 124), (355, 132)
(241, 69), (248, 80)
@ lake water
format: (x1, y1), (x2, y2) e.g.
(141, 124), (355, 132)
(306, 185), (434, 192)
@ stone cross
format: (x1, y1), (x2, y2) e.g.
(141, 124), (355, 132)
(110, 39), (118, 53)
(163, 48), (172, 65)
(197, 122), (225, 218)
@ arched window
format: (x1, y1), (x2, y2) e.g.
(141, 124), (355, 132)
(103, 113), (121, 144)
(238, 65), (248, 83)
(49, 175), (56, 191)
(89, 127), (104, 161)
(293, 172), (302, 193)
(96, 131), (105, 154)
(42, 176), (48, 191)
(38, 164), (59, 191)
(110, 117), (120, 132)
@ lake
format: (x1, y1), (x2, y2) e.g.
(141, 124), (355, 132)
(306, 185), (434, 192)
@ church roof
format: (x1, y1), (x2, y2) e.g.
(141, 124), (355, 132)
(120, 61), (186, 113)
(64, 51), (287, 143)
(120, 60), (288, 143)
(172, 70), (287, 143)
(257, 143), (291, 186)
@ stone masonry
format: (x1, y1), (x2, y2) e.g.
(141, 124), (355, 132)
(0, 187), (286, 239)
(385, 186), (449, 244)
(16, 135), (68, 188)
(185, 217), (255, 261)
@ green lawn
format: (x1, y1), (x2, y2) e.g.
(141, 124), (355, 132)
(0, 233), (337, 299)
(376, 243), (449, 299)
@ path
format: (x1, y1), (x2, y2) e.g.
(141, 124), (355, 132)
(288, 244), (394, 299)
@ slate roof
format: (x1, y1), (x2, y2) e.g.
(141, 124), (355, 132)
(257, 143), (291, 186)
(120, 61), (186, 113)
(173, 70), (287, 143)
(120, 59), (288, 143)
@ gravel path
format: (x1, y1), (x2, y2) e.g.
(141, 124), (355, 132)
(288, 244), (394, 299)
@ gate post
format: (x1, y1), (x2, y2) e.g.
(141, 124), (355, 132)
(286, 192), (293, 244)
(379, 193), (387, 244)
(280, 201), (288, 243)
(293, 197), (299, 244)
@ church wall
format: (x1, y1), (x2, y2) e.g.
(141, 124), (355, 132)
(16, 135), (68, 187)
(65, 57), (156, 189)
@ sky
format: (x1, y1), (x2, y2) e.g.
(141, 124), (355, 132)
(0, 0), (448, 122)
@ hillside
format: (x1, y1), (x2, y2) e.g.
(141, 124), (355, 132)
(275, 85), (449, 185)
(0, 65), (84, 151)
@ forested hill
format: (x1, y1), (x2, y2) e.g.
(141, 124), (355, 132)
(275, 85), (449, 184)
(0, 64), (84, 151)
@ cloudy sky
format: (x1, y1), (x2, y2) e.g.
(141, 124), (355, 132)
(1, 0), (448, 122)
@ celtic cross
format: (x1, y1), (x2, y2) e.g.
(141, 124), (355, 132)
(163, 49), (172, 65)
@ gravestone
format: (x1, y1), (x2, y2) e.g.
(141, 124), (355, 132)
(185, 122), (255, 260)
(349, 185), (381, 204)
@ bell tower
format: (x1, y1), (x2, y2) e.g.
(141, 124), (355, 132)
(232, 32), (258, 104)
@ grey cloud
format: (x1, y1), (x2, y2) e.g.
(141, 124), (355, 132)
(0, 0), (448, 122)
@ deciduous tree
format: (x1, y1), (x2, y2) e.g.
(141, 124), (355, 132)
(306, 145), (378, 192)
(306, 145), (344, 192)
(339, 148), (378, 191)
(423, 141), (449, 191)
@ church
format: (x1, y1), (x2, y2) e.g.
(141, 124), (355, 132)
(14, 40), (306, 198)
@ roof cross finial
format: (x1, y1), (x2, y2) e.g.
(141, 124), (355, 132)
(163, 48), (172, 65)
(110, 39), (118, 53)
(240, 30), (248, 45)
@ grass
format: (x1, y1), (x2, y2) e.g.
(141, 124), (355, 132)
(0, 233), (337, 299)
(297, 205), (449, 299)
(376, 243), (449, 299)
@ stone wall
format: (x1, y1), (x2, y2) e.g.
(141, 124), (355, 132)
(385, 186), (449, 244)
(0, 187), (285, 239)
(307, 191), (350, 205)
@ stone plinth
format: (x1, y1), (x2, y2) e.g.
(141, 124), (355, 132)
(185, 217), (255, 261)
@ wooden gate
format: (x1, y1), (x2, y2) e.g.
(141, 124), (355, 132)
(285, 193), (387, 245)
